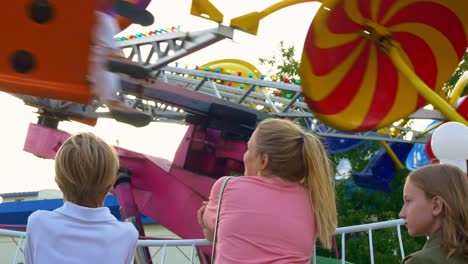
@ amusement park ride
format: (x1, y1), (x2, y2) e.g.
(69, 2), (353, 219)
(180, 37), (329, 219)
(2, 0), (468, 262)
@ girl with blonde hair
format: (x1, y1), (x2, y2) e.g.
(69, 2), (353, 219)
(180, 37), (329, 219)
(198, 118), (337, 263)
(400, 164), (468, 263)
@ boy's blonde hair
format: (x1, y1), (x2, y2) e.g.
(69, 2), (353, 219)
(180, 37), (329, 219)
(55, 132), (119, 207)
(407, 164), (468, 259)
(254, 118), (337, 249)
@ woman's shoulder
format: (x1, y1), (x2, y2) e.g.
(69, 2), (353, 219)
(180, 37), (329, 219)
(218, 175), (303, 187)
(216, 175), (281, 183)
(403, 249), (439, 264)
(403, 247), (466, 264)
(213, 176), (236, 187)
(402, 253), (430, 264)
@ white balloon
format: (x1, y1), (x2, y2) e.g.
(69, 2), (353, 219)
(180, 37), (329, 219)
(431, 122), (468, 160)
(438, 159), (467, 173)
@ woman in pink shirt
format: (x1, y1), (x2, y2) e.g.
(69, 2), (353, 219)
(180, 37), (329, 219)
(198, 118), (337, 263)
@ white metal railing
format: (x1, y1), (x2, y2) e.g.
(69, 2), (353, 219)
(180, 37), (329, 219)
(0, 229), (208, 264)
(0, 229), (26, 264)
(138, 239), (210, 264)
(333, 219), (405, 264)
(0, 219), (406, 264)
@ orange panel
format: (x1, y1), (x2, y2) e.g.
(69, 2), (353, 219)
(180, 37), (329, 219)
(0, 0), (96, 103)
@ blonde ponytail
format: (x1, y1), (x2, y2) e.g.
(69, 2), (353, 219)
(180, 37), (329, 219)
(254, 118), (337, 248)
(302, 133), (337, 248)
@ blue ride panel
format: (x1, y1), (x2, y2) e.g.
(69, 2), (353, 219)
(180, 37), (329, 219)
(352, 143), (413, 192)
(405, 143), (431, 171)
(312, 122), (366, 154)
(405, 120), (440, 171)
(0, 195), (154, 225)
(322, 135), (366, 155)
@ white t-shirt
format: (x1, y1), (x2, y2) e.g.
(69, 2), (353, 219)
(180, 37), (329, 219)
(24, 202), (138, 264)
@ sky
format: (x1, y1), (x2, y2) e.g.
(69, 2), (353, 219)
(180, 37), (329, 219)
(0, 1), (322, 195)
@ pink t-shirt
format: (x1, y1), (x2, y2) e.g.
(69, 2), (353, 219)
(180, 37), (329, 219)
(204, 176), (317, 264)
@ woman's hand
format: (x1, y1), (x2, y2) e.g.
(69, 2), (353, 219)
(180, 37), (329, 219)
(197, 201), (214, 241)
(197, 201), (208, 228)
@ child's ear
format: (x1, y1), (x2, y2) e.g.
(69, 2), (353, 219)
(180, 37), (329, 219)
(432, 196), (444, 216)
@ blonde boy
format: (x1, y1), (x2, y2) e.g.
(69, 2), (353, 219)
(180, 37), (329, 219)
(24, 133), (138, 264)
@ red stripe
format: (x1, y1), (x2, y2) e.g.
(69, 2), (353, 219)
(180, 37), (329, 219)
(385, 2), (467, 58)
(306, 43), (371, 115)
(357, 48), (399, 131)
(358, 0), (372, 20)
(393, 32), (437, 108)
(378, 0), (398, 23)
(304, 26), (363, 76)
(457, 96), (468, 119)
(328, 0), (363, 33)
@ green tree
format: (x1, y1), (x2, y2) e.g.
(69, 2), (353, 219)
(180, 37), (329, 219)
(444, 52), (468, 94)
(258, 41), (300, 82)
(317, 143), (426, 264)
(328, 169), (426, 264)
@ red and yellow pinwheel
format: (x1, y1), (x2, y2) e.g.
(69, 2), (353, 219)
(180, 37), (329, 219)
(300, 0), (468, 131)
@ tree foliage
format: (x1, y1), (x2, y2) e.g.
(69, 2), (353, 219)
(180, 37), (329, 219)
(444, 52), (468, 94)
(258, 41), (300, 82)
(327, 170), (426, 264)
(318, 144), (426, 264)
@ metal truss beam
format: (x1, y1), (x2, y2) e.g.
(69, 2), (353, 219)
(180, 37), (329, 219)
(16, 26), (441, 144)
(118, 25), (234, 71)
